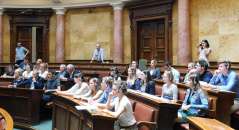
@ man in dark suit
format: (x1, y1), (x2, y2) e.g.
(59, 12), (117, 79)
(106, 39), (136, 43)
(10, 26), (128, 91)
(60, 64), (80, 81)
(17, 56), (32, 71)
(16, 70), (44, 89)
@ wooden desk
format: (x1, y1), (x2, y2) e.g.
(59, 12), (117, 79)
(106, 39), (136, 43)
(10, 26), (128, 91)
(154, 79), (237, 126)
(52, 94), (117, 130)
(186, 117), (234, 130)
(126, 90), (181, 130)
(0, 87), (44, 126)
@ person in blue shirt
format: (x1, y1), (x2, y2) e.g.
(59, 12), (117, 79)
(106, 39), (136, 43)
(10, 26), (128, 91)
(8, 69), (24, 88)
(15, 42), (30, 65)
(148, 60), (161, 79)
(56, 64), (70, 79)
(189, 60), (213, 83)
(175, 74), (209, 123)
(17, 57), (32, 71)
(89, 76), (116, 108)
(138, 70), (155, 95)
(90, 44), (104, 63)
(42, 70), (61, 105)
(1, 65), (15, 78)
(203, 60), (239, 114)
(163, 61), (180, 83)
(16, 70), (44, 89)
(126, 67), (140, 90)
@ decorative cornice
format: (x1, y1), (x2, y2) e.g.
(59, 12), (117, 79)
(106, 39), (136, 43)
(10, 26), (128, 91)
(53, 7), (67, 15)
(110, 2), (124, 10)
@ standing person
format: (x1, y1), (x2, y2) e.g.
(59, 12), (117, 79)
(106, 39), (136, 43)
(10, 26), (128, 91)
(8, 69), (24, 88)
(139, 70), (155, 95)
(33, 59), (42, 70)
(162, 71), (178, 101)
(90, 44), (104, 63)
(15, 70), (44, 89)
(110, 67), (121, 81)
(131, 61), (141, 78)
(126, 67), (140, 90)
(183, 62), (196, 83)
(163, 61), (180, 83)
(148, 60), (161, 79)
(197, 39), (212, 66)
(102, 81), (137, 130)
(15, 42), (30, 65)
(202, 60), (239, 114)
(175, 74), (209, 123)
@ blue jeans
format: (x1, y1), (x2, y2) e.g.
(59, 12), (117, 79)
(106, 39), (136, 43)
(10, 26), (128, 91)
(97, 61), (102, 63)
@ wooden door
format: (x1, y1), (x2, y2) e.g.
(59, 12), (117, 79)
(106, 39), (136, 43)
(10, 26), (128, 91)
(17, 27), (32, 62)
(36, 27), (43, 60)
(138, 19), (167, 63)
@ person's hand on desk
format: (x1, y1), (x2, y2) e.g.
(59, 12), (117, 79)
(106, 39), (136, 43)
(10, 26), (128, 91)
(73, 94), (81, 99)
(88, 98), (95, 105)
(182, 105), (190, 110)
(59, 77), (67, 81)
(203, 83), (212, 89)
(102, 109), (109, 113)
(90, 60), (93, 63)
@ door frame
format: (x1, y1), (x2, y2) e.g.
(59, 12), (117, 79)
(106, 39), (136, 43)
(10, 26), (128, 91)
(126, 0), (173, 64)
(6, 9), (52, 63)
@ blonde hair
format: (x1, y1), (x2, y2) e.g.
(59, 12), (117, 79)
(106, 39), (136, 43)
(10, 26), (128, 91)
(40, 63), (48, 71)
(164, 71), (174, 83)
(15, 69), (23, 77)
(127, 67), (136, 85)
(90, 78), (102, 95)
(188, 74), (208, 99)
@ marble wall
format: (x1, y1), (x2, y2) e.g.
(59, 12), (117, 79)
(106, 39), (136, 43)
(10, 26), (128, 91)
(2, 14), (10, 62)
(172, 0), (239, 64)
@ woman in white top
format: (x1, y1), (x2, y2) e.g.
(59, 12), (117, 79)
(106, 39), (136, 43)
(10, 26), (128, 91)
(73, 78), (103, 101)
(162, 71), (178, 101)
(39, 63), (48, 79)
(102, 81), (137, 130)
(197, 39), (212, 66)
(57, 73), (90, 96)
(23, 65), (33, 79)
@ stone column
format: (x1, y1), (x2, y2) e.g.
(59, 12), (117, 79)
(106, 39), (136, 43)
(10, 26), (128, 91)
(177, 0), (191, 65)
(54, 8), (67, 63)
(111, 2), (124, 63)
(0, 8), (3, 63)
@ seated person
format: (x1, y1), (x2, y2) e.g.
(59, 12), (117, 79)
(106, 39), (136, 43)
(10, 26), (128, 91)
(42, 70), (61, 105)
(33, 58), (42, 70)
(139, 70), (155, 95)
(60, 64), (80, 81)
(183, 62), (196, 83)
(73, 78), (103, 101)
(189, 60), (213, 83)
(148, 60), (161, 79)
(162, 71), (178, 101)
(23, 64), (33, 79)
(110, 67), (121, 81)
(89, 76), (116, 106)
(131, 61), (141, 78)
(126, 67), (141, 90)
(1, 65), (15, 78)
(102, 81), (137, 130)
(163, 61), (180, 83)
(15, 70), (44, 89)
(175, 74), (209, 123)
(8, 69), (24, 88)
(202, 60), (239, 114)
(39, 63), (48, 79)
(17, 57), (32, 71)
(56, 64), (70, 79)
(57, 73), (90, 96)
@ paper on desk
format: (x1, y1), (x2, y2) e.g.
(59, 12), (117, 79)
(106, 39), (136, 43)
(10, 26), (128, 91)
(75, 105), (98, 110)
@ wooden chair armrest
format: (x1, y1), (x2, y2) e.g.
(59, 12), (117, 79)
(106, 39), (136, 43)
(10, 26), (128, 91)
(136, 121), (157, 130)
(198, 109), (216, 118)
(176, 100), (183, 104)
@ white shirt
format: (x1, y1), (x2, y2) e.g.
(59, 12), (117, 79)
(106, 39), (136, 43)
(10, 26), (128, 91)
(23, 71), (33, 78)
(39, 71), (48, 78)
(112, 95), (136, 127)
(67, 82), (90, 95)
